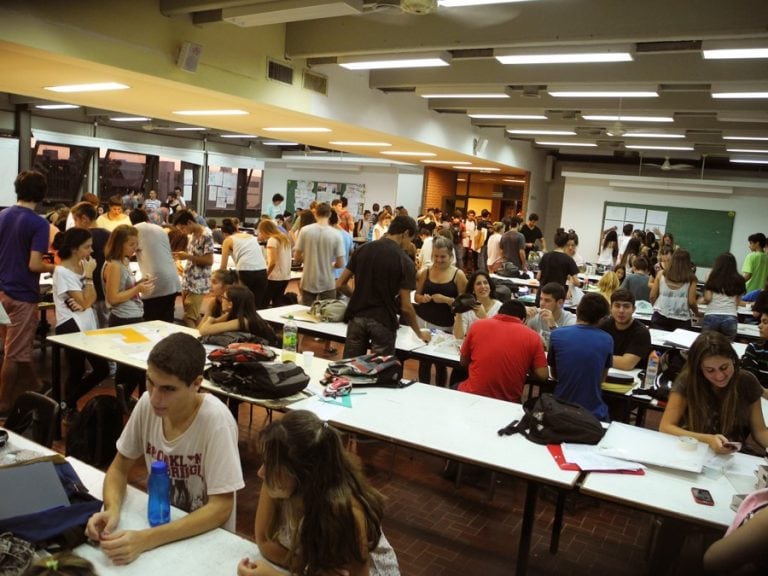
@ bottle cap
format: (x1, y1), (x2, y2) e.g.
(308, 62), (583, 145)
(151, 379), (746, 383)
(151, 460), (168, 474)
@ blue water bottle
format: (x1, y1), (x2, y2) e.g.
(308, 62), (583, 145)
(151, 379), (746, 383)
(147, 460), (170, 527)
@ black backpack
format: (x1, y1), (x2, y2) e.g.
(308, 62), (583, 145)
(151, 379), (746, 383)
(322, 354), (404, 388)
(65, 395), (124, 468)
(498, 393), (605, 445)
(207, 361), (309, 399)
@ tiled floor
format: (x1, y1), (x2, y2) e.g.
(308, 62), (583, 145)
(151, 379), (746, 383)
(32, 321), (718, 576)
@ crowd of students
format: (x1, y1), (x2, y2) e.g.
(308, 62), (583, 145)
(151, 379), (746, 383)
(3, 173), (768, 574)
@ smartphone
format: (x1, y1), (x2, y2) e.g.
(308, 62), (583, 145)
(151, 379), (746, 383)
(723, 441), (742, 452)
(398, 378), (415, 388)
(691, 487), (714, 506)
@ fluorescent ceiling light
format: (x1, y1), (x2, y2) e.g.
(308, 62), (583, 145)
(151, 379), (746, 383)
(507, 128), (576, 136)
(717, 112), (768, 123)
(712, 91), (768, 99)
(263, 126), (331, 132)
(723, 135), (768, 141)
(609, 180), (732, 195)
(109, 116), (150, 122)
(381, 151), (437, 157)
(44, 82), (129, 93)
(496, 45), (633, 65)
(549, 89), (658, 98)
(458, 166), (501, 171)
(174, 127), (206, 131)
(625, 144), (694, 151)
(420, 92), (510, 99)
(35, 104), (80, 110)
(328, 141), (391, 147)
(220, 134), (257, 138)
(421, 160), (472, 165)
(439, 0), (534, 6)
(173, 109), (248, 116)
(338, 52), (451, 70)
(730, 157), (768, 165)
(262, 141), (299, 146)
(582, 114), (673, 122)
(703, 39), (768, 60)
(726, 147), (768, 154)
(535, 140), (597, 147)
(623, 132), (686, 139)
(469, 113), (547, 120)
(222, 0), (363, 27)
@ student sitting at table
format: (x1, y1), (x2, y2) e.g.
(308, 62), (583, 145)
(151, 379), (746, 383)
(200, 269), (239, 324)
(741, 311), (768, 397)
(650, 248), (698, 331)
(198, 284), (277, 345)
(700, 252), (746, 341)
(237, 410), (400, 576)
(548, 293), (613, 422)
(85, 333), (244, 565)
(526, 282), (576, 350)
(599, 289), (651, 370)
(457, 300), (548, 404)
(660, 331), (768, 454)
(620, 255), (651, 303)
(452, 271), (501, 339)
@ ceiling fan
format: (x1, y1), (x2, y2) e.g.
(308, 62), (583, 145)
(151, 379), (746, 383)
(645, 156), (696, 171)
(362, 0), (522, 26)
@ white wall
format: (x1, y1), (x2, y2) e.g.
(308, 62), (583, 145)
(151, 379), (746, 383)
(396, 172), (424, 217)
(0, 138), (19, 207)
(262, 164), (402, 213)
(558, 173), (768, 273)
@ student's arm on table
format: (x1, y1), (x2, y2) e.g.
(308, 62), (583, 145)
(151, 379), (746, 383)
(85, 452), (135, 545)
(612, 353), (641, 371)
(253, 488), (291, 568)
(198, 316), (240, 335)
(98, 488), (234, 565)
(400, 288), (430, 344)
(704, 507), (768, 574)
(659, 392), (732, 454)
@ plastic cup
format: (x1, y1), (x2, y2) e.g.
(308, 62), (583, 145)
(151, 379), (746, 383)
(302, 351), (314, 371)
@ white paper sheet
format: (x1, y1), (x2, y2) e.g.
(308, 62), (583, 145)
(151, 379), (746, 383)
(561, 443), (645, 472)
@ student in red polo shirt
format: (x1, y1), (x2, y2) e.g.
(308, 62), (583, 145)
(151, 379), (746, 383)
(458, 299), (548, 403)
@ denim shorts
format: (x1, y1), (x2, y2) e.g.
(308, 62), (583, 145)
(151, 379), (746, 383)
(701, 314), (738, 340)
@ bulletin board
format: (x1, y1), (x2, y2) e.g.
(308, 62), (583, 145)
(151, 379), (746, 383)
(285, 179), (366, 219)
(603, 202), (735, 268)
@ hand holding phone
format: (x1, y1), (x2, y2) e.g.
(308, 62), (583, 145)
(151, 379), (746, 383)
(692, 487), (714, 506)
(723, 441), (742, 452)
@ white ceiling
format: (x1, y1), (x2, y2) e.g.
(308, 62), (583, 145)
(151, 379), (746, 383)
(161, 0), (768, 166)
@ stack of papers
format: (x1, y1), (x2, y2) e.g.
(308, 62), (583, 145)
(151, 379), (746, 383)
(561, 444), (645, 473)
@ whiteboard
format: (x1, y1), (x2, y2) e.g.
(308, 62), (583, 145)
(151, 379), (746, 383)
(0, 138), (19, 207)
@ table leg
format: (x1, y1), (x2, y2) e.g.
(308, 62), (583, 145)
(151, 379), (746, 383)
(516, 481), (539, 576)
(550, 489), (566, 553)
(51, 343), (62, 439)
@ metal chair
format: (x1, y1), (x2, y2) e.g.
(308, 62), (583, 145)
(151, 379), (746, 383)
(3, 391), (60, 448)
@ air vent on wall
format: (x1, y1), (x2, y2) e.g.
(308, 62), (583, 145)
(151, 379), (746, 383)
(303, 70), (328, 95)
(267, 59), (294, 85)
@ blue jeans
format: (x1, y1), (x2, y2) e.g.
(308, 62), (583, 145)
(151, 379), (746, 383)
(343, 316), (397, 358)
(701, 314), (738, 341)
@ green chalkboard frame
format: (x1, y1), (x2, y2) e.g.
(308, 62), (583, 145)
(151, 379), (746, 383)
(603, 202), (735, 268)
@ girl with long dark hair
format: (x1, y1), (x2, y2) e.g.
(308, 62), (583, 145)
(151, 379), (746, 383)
(198, 284), (276, 345)
(701, 252), (747, 340)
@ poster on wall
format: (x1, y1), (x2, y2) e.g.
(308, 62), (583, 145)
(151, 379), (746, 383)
(285, 179), (366, 218)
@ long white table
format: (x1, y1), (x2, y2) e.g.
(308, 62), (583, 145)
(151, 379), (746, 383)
(2, 431), (262, 576)
(289, 383), (580, 576)
(257, 304), (429, 354)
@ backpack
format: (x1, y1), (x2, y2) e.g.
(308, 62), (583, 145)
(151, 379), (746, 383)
(309, 299), (347, 322)
(206, 342), (276, 364)
(199, 331), (270, 348)
(65, 395), (124, 468)
(0, 462), (103, 549)
(207, 361), (309, 399)
(322, 354), (404, 388)
(498, 393), (605, 445)
(639, 348), (687, 401)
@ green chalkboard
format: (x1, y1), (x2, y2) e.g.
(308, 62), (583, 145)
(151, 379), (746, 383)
(604, 202), (735, 268)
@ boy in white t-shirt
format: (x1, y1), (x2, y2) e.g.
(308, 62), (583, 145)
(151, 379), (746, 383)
(85, 333), (244, 565)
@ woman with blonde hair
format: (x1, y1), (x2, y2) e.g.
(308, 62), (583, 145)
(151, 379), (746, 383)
(258, 219), (292, 307)
(597, 271), (620, 304)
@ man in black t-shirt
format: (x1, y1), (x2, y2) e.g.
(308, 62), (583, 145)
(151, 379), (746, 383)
(337, 216), (430, 357)
(599, 289), (651, 370)
(521, 213), (547, 255)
